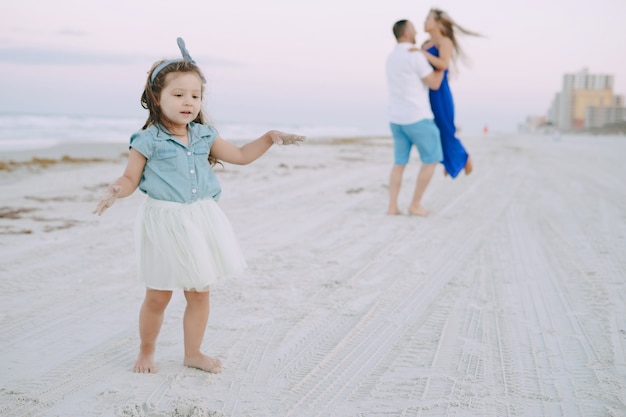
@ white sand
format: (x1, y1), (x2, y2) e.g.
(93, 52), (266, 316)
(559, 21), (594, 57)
(1, 134), (625, 417)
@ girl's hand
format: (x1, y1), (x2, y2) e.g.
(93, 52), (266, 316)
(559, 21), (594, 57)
(269, 131), (306, 146)
(409, 47), (421, 53)
(93, 185), (122, 216)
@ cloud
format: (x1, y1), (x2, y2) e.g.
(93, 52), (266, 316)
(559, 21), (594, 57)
(56, 29), (88, 37)
(0, 47), (148, 66)
(0, 47), (246, 67)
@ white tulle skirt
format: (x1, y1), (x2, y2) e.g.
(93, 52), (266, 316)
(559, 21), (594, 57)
(135, 197), (247, 291)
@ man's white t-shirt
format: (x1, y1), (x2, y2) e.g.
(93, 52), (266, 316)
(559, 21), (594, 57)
(386, 42), (434, 124)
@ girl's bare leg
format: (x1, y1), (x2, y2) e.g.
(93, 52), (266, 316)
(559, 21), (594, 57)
(134, 289), (172, 373)
(182, 290), (222, 373)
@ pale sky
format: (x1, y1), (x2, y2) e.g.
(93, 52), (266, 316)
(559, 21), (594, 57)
(1, 0), (625, 134)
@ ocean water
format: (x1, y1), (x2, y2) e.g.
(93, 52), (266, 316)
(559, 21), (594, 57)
(0, 113), (389, 152)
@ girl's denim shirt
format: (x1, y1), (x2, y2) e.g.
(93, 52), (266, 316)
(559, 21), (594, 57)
(130, 122), (222, 203)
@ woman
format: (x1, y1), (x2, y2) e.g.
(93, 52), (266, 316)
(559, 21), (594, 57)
(417, 8), (481, 178)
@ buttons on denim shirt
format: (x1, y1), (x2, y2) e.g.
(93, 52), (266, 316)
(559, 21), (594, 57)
(132, 124), (221, 203)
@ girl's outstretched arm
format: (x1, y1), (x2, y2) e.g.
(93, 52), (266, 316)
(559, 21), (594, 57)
(93, 148), (146, 216)
(210, 130), (305, 165)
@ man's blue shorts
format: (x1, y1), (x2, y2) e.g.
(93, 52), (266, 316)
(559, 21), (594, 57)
(390, 119), (443, 165)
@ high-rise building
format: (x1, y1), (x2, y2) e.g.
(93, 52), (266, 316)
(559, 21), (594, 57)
(548, 68), (624, 131)
(585, 95), (626, 129)
(571, 88), (614, 129)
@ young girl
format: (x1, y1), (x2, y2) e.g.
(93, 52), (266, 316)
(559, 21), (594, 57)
(413, 8), (481, 178)
(93, 38), (305, 374)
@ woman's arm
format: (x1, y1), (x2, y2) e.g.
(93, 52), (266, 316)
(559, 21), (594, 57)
(210, 130), (305, 165)
(414, 37), (454, 70)
(422, 69), (445, 91)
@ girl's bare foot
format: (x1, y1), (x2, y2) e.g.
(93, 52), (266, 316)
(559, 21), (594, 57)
(443, 168), (448, 176)
(464, 156), (473, 175)
(387, 209), (402, 216)
(133, 352), (158, 373)
(184, 353), (222, 373)
(408, 205), (429, 217)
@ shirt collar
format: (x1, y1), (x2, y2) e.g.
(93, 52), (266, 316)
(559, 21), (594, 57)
(396, 42), (416, 50)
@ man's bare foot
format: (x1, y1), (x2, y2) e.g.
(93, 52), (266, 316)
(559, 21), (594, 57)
(464, 156), (473, 175)
(408, 205), (429, 217)
(443, 168), (448, 177)
(184, 353), (222, 373)
(133, 352), (158, 373)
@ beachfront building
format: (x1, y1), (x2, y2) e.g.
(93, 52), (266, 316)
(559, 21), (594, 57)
(585, 95), (626, 129)
(547, 68), (626, 131)
(548, 92), (561, 127)
(518, 115), (549, 133)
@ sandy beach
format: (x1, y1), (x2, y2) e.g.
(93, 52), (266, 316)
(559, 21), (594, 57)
(1, 133), (625, 417)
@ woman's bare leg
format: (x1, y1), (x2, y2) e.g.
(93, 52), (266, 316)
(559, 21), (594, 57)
(464, 156), (473, 175)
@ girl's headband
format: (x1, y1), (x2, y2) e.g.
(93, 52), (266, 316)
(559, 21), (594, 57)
(150, 37), (206, 84)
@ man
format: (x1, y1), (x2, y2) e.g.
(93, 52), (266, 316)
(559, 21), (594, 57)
(386, 19), (444, 216)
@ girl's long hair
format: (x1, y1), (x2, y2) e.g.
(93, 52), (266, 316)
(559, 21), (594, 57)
(140, 60), (220, 166)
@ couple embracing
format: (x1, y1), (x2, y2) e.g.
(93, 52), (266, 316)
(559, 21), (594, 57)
(386, 9), (480, 216)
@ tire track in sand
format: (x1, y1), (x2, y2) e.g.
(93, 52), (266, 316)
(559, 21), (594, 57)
(254, 143), (527, 416)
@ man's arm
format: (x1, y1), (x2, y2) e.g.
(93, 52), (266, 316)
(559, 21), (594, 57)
(422, 69), (444, 90)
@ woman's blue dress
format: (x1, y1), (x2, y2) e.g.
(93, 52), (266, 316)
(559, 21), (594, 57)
(427, 45), (469, 178)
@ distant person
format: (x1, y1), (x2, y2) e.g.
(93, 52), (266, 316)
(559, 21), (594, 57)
(386, 19), (445, 216)
(93, 38), (304, 374)
(412, 8), (481, 178)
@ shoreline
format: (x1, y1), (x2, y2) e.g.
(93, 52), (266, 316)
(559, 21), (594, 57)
(0, 142), (131, 164)
(1, 132), (623, 178)
(0, 136), (397, 173)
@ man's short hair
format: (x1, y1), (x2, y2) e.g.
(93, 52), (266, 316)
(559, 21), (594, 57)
(393, 20), (409, 40)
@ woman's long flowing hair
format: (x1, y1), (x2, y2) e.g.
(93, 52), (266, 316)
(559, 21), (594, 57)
(430, 8), (482, 74)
